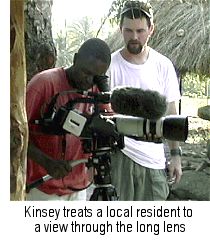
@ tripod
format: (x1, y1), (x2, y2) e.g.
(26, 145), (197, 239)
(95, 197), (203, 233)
(82, 132), (119, 201)
(88, 149), (118, 201)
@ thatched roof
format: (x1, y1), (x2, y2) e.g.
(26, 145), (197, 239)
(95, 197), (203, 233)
(107, 0), (210, 76)
(150, 0), (210, 75)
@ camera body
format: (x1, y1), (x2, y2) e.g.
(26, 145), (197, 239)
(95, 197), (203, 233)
(36, 91), (188, 144)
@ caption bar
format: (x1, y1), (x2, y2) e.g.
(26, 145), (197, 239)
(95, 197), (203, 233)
(24, 204), (193, 235)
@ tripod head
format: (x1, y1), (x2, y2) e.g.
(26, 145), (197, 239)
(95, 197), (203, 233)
(83, 134), (120, 200)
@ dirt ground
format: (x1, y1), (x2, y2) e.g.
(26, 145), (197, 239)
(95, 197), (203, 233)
(178, 97), (209, 167)
(181, 117), (209, 166)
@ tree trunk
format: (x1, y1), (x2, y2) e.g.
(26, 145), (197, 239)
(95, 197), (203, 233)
(10, 0), (56, 200)
(25, 0), (56, 81)
(10, 0), (28, 201)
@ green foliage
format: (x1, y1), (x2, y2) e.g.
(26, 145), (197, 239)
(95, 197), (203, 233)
(107, 0), (125, 26)
(96, 0), (126, 36)
(182, 73), (210, 98)
(53, 30), (73, 67)
(53, 17), (95, 67)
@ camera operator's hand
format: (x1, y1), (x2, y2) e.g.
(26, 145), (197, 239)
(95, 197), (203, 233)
(44, 159), (73, 179)
(27, 141), (73, 179)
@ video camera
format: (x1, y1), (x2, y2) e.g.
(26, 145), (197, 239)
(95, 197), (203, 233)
(31, 89), (188, 200)
(36, 90), (188, 144)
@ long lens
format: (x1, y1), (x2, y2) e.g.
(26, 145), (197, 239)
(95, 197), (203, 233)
(163, 115), (188, 141)
(115, 116), (145, 137)
(115, 115), (188, 142)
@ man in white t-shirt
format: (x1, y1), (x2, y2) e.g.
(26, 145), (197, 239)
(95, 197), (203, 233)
(108, 1), (182, 200)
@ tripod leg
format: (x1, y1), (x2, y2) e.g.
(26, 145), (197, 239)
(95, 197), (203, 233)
(89, 186), (119, 201)
(89, 188), (103, 201)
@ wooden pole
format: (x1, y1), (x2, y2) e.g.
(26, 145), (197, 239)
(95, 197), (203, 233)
(10, 0), (28, 200)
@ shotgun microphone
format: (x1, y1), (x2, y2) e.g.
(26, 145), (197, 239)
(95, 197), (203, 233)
(110, 87), (167, 120)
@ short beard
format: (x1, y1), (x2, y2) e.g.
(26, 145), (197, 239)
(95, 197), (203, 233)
(127, 41), (143, 55)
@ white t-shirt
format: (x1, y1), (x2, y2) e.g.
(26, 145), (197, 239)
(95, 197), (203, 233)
(108, 47), (181, 169)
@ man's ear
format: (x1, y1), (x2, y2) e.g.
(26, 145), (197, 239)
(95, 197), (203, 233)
(73, 53), (78, 64)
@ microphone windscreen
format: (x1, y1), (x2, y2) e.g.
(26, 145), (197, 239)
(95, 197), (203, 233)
(110, 87), (167, 120)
